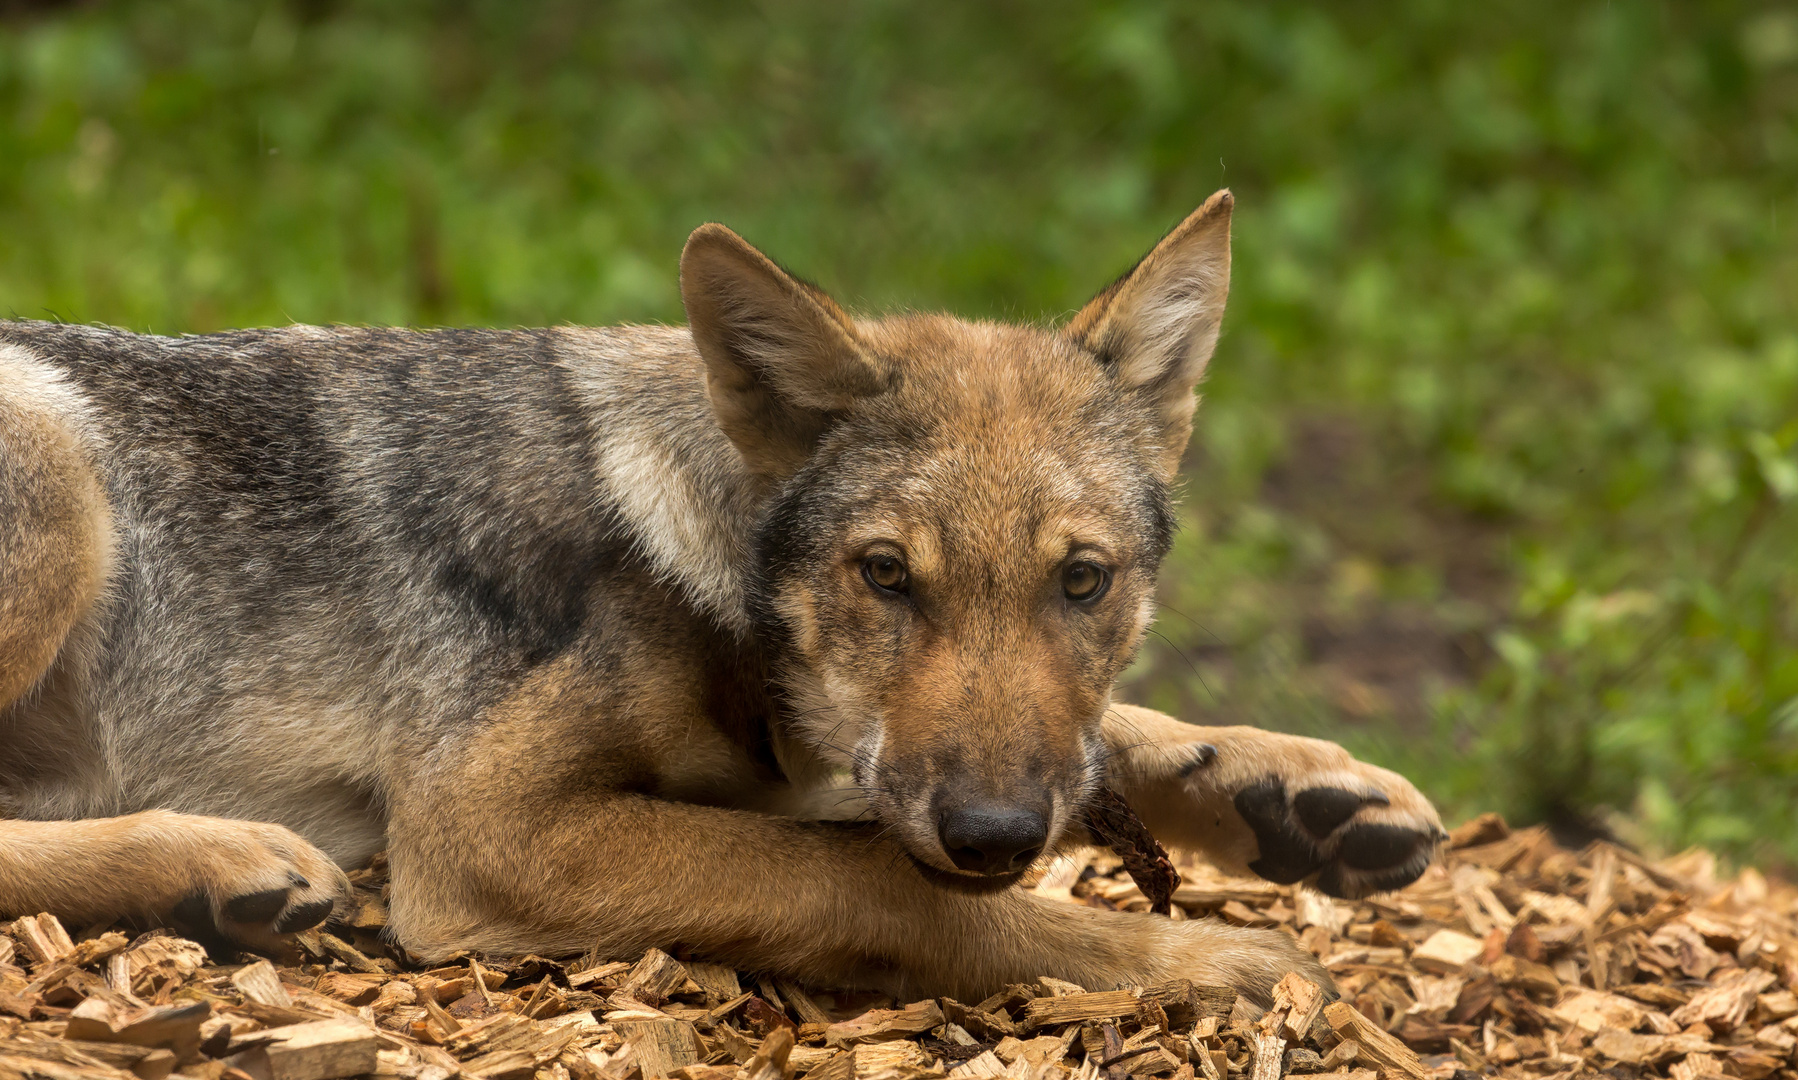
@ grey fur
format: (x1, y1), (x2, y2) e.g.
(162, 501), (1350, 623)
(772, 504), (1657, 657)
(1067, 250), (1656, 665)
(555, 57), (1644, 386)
(0, 321), (752, 864)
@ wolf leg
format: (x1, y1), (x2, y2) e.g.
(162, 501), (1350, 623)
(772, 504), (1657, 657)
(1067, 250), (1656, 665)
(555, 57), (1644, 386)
(0, 344), (113, 710)
(0, 813), (349, 947)
(383, 714), (1330, 1004)
(1100, 703), (1445, 898)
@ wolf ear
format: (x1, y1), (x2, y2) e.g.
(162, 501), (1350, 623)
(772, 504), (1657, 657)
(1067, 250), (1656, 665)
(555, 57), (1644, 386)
(680, 224), (892, 478)
(1065, 190), (1233, 479)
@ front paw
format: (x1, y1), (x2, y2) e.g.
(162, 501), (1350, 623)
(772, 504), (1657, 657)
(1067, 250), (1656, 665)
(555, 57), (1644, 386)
(1145, 917), (1338, 1007)
(1231, 771), (1444, 899)
(163, 818), (352, 958)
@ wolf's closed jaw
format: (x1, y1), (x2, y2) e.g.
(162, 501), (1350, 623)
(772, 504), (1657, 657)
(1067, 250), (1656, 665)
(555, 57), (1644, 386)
(2, 189), (1435, 994)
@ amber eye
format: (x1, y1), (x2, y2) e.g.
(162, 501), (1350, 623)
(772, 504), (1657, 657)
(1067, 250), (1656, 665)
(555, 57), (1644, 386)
(863, 554), (909, 594)
(1063, 561), (1109, 602)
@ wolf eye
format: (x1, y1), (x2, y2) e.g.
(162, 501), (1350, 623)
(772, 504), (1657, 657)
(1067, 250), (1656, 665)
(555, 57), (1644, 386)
(863, 555), (909, 594)
(1063, 561), (1109, 602)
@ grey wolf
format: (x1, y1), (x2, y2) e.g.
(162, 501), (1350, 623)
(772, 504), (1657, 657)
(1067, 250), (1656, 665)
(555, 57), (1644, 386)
(0, 191), (1442, 1002)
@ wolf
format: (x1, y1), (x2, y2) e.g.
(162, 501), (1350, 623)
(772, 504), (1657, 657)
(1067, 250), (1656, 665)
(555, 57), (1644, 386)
(0, 191), (1442, 1002)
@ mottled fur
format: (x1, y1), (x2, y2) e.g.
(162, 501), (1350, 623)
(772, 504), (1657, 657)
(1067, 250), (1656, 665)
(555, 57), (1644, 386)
(0, 192), (1441, 1000)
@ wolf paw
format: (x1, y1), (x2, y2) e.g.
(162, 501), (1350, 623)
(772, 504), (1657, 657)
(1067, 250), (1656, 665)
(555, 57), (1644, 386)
(164, 820), (351, 959)
(1231, 776), (1444, 899)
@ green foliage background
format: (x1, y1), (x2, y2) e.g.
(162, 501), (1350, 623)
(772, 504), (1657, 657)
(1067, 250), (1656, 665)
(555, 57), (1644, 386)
(3, 1), (1795, 866)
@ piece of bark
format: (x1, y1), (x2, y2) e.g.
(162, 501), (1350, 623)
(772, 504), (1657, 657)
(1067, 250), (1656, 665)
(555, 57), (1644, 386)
(227, 961), (292, 1010)
(939, 1000), (1019, 1041)
(612, 1019), (701, 1079)
(620, 950), (690, 1007)
(851, 1041), (930, 1080)
(802, 1051), (854, 1080)
(947, 1051), (1006, 1078)
(314, 933), (385, 976)
(1247, 1027), (1284, 1080)
(1670, 968), (1776, 1032)
(742, 1026), (796, 1080)
(1080, 790), (1180, 916)
(774, 980), (832, 1028)
(1139, 982), (1234, 1029)
(6, 918), (75, 969)
(1317, 1042), (1359, 1072)
(741, 997), (797, 1039)
(1409, 930), (1482, 975)
(566, 961), (632, 991)
(824, 1000), (943, 1048)
(683, 964), (741, 1006)
(2, 1036), (171, 1080)
(464, 1023), (580, 1079)
(116, 937), (205, 995)
(312, 972), (380, 1007)
(63, 998), (210, 1065)
(227, 1018), (377, 1080)
(1019, 990), (1140, 1029)
(1271, 974), (1324, 1043)
(65, 935), (128, 972)
(1322, 1002), (1429, 1080)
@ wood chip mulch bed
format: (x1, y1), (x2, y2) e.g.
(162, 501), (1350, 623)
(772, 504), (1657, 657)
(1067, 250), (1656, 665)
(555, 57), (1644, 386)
(4, 814), (1796, 1080)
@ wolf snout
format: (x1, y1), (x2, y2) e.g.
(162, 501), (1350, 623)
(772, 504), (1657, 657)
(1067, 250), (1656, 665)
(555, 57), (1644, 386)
(936, 803), (1047, 875)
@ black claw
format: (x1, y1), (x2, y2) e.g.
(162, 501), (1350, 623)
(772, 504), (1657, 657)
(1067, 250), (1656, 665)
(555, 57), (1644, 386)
(1293, 787), (1365, 838)
(275, 897), (334, 933)
(1236, 780), (1325, 885)
(225, 888), (292, 924)
(289, 872), (311, 889)
(1338, 823), (1429, 870)
(1179, 744), (1219, 774)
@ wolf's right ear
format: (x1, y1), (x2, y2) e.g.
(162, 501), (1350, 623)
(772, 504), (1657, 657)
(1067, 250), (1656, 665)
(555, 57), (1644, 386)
(681, 224), (893, 479)
(1065, 190), (1233, 480)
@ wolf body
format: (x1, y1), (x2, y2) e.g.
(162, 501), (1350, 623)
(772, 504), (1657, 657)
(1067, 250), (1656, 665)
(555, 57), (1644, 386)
(0, 193), (1441, 1001)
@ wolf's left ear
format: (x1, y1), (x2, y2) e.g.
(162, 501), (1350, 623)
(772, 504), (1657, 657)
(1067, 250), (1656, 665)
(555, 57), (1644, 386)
(1065, 190), (1233, 479)
(681, 224), (893, 479)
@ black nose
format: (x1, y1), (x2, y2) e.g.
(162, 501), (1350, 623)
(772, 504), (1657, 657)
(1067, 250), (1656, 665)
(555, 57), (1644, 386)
(938, 805), (1048, 875)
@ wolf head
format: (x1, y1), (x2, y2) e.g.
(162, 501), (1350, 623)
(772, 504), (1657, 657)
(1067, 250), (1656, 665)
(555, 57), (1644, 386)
(681, 192), (1233, 879)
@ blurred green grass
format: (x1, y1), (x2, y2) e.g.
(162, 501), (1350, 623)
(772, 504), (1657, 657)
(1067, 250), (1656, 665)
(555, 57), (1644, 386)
(3, 1), (1796, 866)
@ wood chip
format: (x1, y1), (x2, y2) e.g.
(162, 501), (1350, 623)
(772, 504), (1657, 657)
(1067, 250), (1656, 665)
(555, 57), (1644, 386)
(1323, 1002), (1429, 1080)
(226, 1018), (377, 1080)
(1408, 930), (1482, 974)
(612, 1019), (701, 1079)
(1019, 991), (1140, 1029)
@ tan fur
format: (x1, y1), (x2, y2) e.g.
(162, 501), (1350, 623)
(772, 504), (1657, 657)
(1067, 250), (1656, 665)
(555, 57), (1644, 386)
(0, 345), (113, 708)
(0, 813), (348, 950)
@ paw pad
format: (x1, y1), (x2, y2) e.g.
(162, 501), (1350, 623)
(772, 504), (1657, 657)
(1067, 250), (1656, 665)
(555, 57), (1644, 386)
(1234, 778), (1438, 899)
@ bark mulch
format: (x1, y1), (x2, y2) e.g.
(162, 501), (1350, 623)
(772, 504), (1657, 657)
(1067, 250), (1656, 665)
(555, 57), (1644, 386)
(4, 814), (1795, 1080)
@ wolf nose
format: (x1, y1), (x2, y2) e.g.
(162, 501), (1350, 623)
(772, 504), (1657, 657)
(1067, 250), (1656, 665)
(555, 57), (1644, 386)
(938, 805), (1048, 875)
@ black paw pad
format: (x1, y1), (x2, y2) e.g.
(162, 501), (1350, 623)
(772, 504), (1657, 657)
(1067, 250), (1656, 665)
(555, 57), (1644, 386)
(1235, 780), (1324, 885)
(1338, 823), (1428, 870)
(1314, 858), (1428, 899)
(1292, 787), (1364, 838)
(225, 888), (291, 924)
(275, 897), (334, 933)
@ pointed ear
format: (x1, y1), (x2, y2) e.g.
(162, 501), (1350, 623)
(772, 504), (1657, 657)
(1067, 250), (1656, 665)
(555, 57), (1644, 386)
(680, 224), (894, 478)
(1066, 190), (1233, 479)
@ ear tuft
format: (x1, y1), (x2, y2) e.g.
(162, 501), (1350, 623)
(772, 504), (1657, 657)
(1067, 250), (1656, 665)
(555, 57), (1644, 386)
(681, 224), (891, 477)
(1066, 191), (1233, 477)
